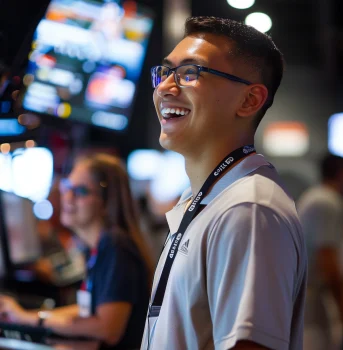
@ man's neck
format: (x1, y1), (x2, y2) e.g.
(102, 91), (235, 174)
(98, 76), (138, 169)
(184, 139), (254, 196)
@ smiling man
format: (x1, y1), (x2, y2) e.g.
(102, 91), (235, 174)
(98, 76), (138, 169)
(141, 17), (307, 350)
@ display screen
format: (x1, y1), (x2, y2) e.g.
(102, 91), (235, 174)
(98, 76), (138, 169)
(22, 0), (153, 131)
(0, 191), (41, 265)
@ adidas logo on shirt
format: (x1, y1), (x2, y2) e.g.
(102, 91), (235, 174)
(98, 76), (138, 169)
(179, 239), (190, 255)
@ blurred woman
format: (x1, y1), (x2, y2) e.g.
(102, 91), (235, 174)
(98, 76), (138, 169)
(0, 153), (153, 349)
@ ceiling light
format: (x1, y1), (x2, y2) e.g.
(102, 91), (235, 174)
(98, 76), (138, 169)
(245, 12), (272, 33)
(263, 122), (309, 157)
(328, 113), (343, 157)
(227, 0), (255, 9)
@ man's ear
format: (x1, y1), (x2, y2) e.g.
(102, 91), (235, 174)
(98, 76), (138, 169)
(237, 84), (269, 117)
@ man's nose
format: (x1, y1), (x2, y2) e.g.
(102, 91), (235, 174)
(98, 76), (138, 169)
(156, 72), (181, 98)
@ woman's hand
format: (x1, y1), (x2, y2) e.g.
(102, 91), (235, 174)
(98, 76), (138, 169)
(0, 295), (29, 323)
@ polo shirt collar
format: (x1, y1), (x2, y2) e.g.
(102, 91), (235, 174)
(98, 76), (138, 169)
(200, 153), (272, 205)
(166, 154), (272, 233)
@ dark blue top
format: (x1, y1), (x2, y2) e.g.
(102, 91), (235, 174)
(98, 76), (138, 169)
(86, 232), (150, 350)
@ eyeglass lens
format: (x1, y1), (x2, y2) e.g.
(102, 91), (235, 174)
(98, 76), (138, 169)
(152, 65), (199, 88)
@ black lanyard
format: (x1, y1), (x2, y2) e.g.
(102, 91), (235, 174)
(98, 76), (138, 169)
(149, 145), (256, 317)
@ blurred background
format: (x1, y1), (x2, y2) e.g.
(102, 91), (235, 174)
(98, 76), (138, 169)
(1, 0), (343, 199)
(0, 0), (343, 348)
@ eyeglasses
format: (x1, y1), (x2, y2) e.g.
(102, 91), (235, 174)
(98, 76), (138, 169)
(151, 64), (252, 88)
(59, 178), (94, 198)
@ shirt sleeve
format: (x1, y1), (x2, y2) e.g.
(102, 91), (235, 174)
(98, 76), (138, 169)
(207, 203), (297, 350)
(95, 242), (140, 307)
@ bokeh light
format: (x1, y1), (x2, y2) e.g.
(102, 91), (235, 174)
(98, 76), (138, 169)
(33, 200), (53, 220)
(25, 140), (36, 148)
(0, 143), (11, 154)
(245, 12), (272, 33)
(227, 0), (255, 10)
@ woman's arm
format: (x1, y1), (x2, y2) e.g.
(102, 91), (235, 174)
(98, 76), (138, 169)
(49, 304), (79, 318)
(0, 302), (79, 327)
(0, 297), (132, 346)
(48, 302), (133, 345)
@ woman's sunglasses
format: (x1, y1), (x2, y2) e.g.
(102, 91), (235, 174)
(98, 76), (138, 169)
(59, 178), (93, 198)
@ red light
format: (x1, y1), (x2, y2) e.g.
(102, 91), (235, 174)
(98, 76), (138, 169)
(123, 1), (137, 16)
(12, 76), (21, 85)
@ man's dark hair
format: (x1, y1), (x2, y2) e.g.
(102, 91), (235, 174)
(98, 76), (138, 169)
(321, 153), (343, 181)
(184, 16), (284, 128)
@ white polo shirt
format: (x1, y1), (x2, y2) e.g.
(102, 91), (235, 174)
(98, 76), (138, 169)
(141, 154), (307, 350)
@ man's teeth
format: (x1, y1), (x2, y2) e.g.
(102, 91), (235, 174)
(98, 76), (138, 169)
(161, 107), (190, 117)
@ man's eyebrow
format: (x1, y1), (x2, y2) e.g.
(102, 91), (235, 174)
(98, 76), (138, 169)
(162, 58), (173, 66)
(161, 57), (208, 67)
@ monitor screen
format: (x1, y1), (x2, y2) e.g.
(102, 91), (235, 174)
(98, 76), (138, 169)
(0, 191), (41, 265)
(22, 0), (154, 131)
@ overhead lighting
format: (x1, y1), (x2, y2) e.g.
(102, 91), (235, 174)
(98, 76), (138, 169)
(328, 113), (343, 157)
(11, 147), (53, 202)
(33, 200), (53, 220)
(245, 12), (272, 33)
(0, 143), (11, 154)
(25, 140), (36, 148)
(227, 0), (255, 9)
(127, 149), (189, 203)
(263, 122), (309, 157)
(127, 149), (160, 180)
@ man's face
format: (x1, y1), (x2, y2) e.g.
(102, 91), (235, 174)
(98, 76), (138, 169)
(153, 33), (251, 155)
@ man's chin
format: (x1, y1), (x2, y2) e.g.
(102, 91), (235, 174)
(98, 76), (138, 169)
(159, 136), (189, 157)
(159, 134), (176, 151)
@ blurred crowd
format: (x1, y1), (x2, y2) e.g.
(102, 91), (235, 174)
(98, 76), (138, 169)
(18, 150), (343, 350)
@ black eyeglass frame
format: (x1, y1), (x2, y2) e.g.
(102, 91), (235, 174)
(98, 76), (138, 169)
(151, 64), (252, 88)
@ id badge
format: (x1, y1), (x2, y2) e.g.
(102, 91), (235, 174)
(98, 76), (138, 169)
(77, 290), (91, 317)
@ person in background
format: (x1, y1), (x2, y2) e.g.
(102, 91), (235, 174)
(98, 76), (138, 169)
(298, 154), (343, 350)
(0, 153), (153, 350)
(32, 177), (76, 284)
(141, 16), (307, 350)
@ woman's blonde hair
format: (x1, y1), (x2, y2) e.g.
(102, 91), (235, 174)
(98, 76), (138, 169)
(75, 152), (153, 284)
